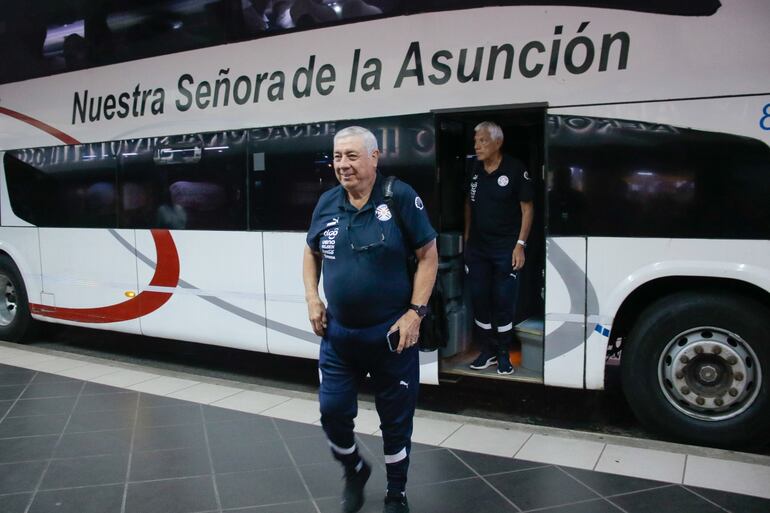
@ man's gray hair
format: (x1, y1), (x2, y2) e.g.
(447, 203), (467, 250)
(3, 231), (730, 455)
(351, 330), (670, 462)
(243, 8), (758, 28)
(334, 126), (379, 155)
(475, 121), (504, 142)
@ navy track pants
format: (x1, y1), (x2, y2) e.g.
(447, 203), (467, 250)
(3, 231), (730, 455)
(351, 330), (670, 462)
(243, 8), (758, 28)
(465, 243), (520, 352)
(319, 313), (420, 493)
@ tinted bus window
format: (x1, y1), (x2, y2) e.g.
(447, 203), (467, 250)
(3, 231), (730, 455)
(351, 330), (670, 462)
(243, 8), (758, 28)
(0, 1), (403, 84)
(118, 131), (248, 231)
(5, 145), (118, 228)
(249, 115), (435, 231)
(547, 115), (770, 239)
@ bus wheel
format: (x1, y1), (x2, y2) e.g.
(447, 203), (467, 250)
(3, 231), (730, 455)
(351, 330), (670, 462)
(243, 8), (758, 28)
(0, 255), (33, 342)
(621, 292), (770, 448)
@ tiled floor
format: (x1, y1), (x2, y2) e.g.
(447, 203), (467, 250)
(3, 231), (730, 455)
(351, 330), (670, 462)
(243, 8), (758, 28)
(1, 363), (769, 513)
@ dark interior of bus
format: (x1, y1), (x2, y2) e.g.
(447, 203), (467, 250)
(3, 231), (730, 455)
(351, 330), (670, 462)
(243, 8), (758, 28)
(434, 106), (546, 382)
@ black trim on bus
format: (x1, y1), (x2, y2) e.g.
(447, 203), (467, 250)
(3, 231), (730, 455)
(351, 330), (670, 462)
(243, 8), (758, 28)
(551, 92), (770, 109)
(1, 0), (721, 85)
(5, 110), (769, 240)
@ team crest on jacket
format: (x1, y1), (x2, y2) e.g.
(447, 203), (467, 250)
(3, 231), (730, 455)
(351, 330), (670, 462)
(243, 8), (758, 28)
(414, 196), (424, 210)
(497, 175), (509, 187)
(375, 204), (392, 221)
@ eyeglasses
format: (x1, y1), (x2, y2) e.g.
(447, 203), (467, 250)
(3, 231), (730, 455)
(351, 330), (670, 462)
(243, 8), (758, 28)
(347, 223), (385, 252)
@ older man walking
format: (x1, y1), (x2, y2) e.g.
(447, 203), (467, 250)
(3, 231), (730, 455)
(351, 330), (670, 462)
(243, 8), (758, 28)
(303, 126), (438, 513)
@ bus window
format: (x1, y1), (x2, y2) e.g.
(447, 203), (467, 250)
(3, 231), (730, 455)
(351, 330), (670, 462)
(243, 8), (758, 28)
(118, 132), (248, 231)
(547, 115), (770, 239)
(249, 115), (435, 231)
(4, 145), (118, 229)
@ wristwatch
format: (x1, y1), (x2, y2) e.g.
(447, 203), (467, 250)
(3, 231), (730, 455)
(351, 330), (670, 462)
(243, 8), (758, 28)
(409, 304), (429, 318)
(516, 239), (527, 248)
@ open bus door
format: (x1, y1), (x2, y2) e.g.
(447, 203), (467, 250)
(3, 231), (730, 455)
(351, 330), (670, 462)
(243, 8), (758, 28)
(432, 105), (546, 383)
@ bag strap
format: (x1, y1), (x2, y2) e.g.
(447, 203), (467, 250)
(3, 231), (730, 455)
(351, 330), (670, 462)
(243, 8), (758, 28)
(382, 175), (407, 240)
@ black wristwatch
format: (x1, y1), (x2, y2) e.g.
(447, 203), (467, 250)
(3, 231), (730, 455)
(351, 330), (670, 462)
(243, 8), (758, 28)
(409, 304), (429, 318)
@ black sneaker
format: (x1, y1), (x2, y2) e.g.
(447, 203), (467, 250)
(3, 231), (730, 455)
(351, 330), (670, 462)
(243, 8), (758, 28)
(383, 494), (409, 513)
(342, 461), (371, 513)
(469, 350), (497, 370)
(497, 352), (515, 375)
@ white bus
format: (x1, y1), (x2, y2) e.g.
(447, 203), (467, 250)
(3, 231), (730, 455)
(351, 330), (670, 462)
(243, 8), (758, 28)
(0, 0), (768, 448)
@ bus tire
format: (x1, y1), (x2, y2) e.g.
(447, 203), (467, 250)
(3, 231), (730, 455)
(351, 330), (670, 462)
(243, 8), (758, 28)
(0, 254), (34, 343)
(621, 291), (770, 448)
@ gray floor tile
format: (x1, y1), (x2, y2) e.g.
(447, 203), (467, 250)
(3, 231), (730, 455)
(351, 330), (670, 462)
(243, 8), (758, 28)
(133, 423), (206, 452)
(30, 373), (79, 385)
(126, 475), (217, 513)
(316, 495), (383, 513)
(562, 466), (667, 497)
(0, 385), (25, 401)
(0, 492), (32, 513)
(136, 404), (202, 427)
(0, 435), (58, 463)
(206, 418), (281, 447)
(0, 413), (69, 438)
(203, 404), (264, 423)
(55, 429), (133, 458)
(139, 393), (196, 408)
(609, 485), (724, 513)
(406, 449), (475, 487)
(452, 449), (548, 476)
(407, 478), (518, 513)
(0, 461), (47, 494)
(73, 391), (139, 413)
(66, 408), (136, 433)
(223, 500), (318, 513)
(285, 433), (336, 466)
(40, 453), (128, 489)
(217, 467), (310, 509)
(29, 483), (124, 513)
(130, 447), (212, 481)
(273, 419), (325, 440)
(82, 382), (130, 395)
(534, 498), (625, 512)
(486, 465), (600, 511)
(0, 372), (33, 386)
(690, 486), (770, 513)
(21, 381), (83, 399)
(0, 400), (12, 417)
(7, 396), (78, 417)
(210, 439), (293, 474)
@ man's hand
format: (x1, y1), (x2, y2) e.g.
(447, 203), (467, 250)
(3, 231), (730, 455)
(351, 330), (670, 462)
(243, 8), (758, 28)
(307, 297), (327, 336)
(388, 310), (422, 353)
(512, 244), (526, 271)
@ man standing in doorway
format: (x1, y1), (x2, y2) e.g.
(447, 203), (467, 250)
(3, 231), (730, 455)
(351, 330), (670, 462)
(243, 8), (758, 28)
(303, 126), (438, 513)
(466, 121), (534, 375)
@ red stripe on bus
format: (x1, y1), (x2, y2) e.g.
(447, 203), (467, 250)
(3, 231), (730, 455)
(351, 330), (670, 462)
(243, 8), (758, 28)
(0, 106), (81, 145)
(29, 230), (180, 323)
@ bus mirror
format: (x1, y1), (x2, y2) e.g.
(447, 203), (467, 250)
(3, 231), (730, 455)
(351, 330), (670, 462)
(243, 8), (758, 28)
(153, 144), (202, 165)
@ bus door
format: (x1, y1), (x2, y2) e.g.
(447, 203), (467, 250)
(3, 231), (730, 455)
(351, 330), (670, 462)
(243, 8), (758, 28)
(433, 106), (547, 383)
(35, 144), (142, 334)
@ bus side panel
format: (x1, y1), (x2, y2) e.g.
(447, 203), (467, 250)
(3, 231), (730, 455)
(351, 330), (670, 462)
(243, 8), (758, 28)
(544, 237), (586, 388)
(36, 228), (141, 334)
(0, 227), (42, 307)
(136, 230), (268, 353)
(0, 158), (41, 307)
(262, 232), (319, 359)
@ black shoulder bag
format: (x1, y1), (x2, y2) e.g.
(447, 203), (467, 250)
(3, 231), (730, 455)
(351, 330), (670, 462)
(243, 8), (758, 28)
(382, 176), (446, 351)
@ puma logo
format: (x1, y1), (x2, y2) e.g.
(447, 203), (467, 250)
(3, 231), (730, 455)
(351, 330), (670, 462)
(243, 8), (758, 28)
(399, 381), (409, 388)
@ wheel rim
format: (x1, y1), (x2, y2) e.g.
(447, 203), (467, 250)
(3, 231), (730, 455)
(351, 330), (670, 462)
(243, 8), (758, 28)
(0, 273), (18, 327)
(658, 326), (762, 422)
